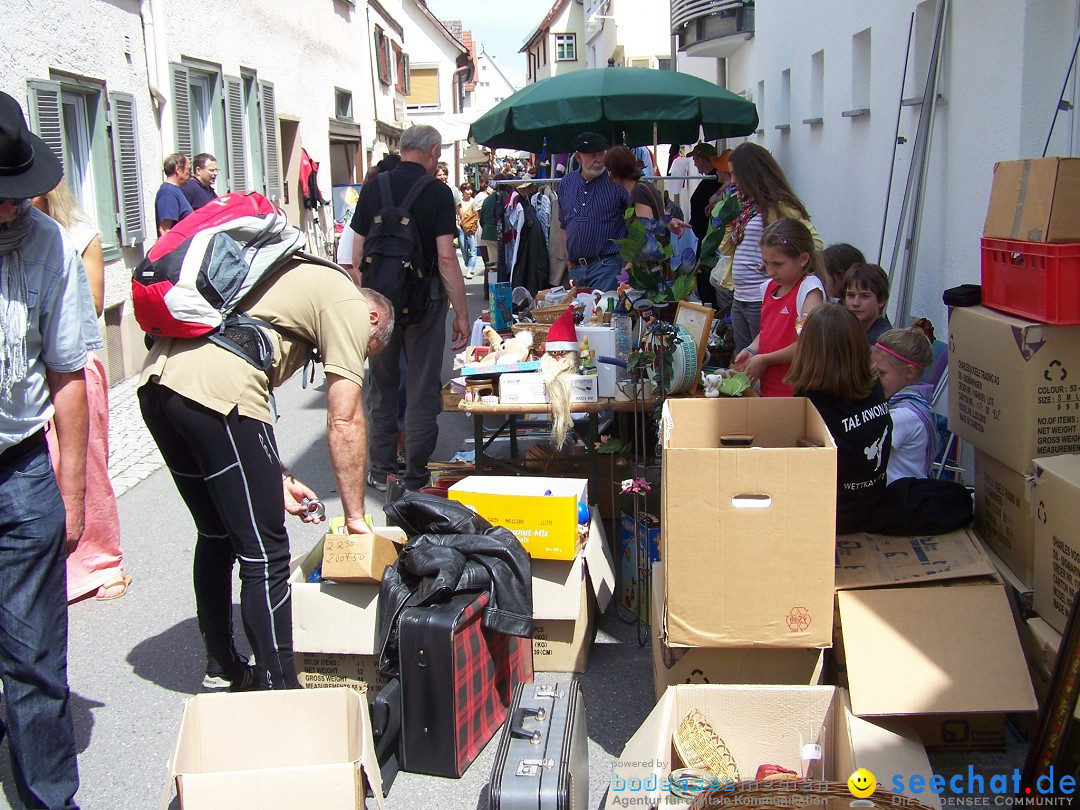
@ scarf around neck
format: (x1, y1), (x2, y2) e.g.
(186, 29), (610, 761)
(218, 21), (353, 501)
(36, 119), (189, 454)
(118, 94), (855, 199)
(727, 190), (761, 248)
(0, 201), (34, 399)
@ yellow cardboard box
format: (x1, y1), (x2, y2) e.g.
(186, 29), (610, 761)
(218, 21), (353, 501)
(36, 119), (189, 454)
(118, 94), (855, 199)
(448, 475), (587, 560)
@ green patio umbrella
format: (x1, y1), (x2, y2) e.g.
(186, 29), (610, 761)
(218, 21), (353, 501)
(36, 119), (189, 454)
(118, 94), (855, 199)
(469, 66), (759, 154)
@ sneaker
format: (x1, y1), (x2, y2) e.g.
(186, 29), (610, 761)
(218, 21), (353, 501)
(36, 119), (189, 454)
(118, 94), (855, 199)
(465, 271), (475, 280)
(228, 665), (262, 692)
(203, 658), (252, 691)
(366, 471), (388, 492)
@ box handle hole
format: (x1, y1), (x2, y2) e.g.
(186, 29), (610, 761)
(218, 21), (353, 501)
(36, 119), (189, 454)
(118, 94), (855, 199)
(731, 494), (772, 509)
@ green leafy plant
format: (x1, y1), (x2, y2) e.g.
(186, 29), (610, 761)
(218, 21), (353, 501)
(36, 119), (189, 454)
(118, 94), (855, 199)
(613, 208), (698, 304)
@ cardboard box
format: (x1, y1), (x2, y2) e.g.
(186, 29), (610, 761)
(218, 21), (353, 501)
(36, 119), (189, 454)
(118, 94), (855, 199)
(320, 526), (404, 584)
(948, 305), (1080, 474)
(983, 157), (1080, 243)
(615, 684), (937, 810)
(290, 539), (380, 655)
(169, 688), (383, 810)
(618, 511), (660, 623)
(498, 372), (598, 404)
(449, 475), (588, 561)
(651, 564), (824, 700)
(834, 528), (997, 590)
(1033, 454), (1080, 633)
(489, 281), (513, 329)
(836, 582), (1037, 750)
(973, 450), (1036, 586)
(661, 398), (837, 648)
(530, 510), (615, 672)
(295, 652), (389, 695)
(1022, 616), (1080, 719)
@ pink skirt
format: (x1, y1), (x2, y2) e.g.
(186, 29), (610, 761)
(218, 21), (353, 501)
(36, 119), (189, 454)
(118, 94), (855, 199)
(47, 351), (125, 602)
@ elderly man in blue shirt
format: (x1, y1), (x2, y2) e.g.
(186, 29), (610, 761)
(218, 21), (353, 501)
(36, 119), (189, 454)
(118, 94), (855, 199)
(0, 90), (90, 810)
(556, 131), (629, 292)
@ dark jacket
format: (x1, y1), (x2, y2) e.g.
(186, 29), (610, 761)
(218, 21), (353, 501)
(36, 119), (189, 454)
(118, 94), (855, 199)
(377, 492), (533, 677)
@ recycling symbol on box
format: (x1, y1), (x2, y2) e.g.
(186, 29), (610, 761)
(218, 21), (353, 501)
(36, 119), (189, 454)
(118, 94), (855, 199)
(786, 606), (812, 632)
(1044, 360), (1068, 382)
(1037, 500), (1047, 524)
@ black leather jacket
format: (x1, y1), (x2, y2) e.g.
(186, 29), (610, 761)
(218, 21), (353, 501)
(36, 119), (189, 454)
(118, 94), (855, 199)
(377, 492), (533, 676)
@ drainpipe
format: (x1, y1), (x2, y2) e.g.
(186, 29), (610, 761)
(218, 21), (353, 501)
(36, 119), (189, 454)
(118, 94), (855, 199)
(139, 0), (170, 155)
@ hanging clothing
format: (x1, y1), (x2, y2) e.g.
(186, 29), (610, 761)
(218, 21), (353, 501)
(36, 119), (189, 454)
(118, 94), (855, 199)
(300, 148), (327, 210)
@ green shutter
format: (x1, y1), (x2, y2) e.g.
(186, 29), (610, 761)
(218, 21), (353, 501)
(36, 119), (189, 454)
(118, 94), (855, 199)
(108, 91), (145, 246)
(259, 80), (280, 201)
(224, 75), (248, 192)
(170, 63), (192, 157)
(27, 80), (65, 164)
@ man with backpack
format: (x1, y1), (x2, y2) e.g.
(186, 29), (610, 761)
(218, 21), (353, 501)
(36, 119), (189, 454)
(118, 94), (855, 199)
(138, 254), (395, 691)
(350, 124), (468, 492)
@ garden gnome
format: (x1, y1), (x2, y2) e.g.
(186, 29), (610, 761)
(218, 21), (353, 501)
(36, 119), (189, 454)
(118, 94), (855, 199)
(541, 306), (581, 448)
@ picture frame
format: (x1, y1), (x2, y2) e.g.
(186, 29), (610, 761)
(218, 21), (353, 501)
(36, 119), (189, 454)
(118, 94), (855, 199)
(675, 300), (714, 394)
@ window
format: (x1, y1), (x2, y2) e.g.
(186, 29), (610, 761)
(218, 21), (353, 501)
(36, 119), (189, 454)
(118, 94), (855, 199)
(407, 67), (439, 109)
(27, 77), (145, 252)
(555, 34), (577, 61)
(851, 28), (871, 111)
(170, 62), (226, 194)
(810, 50), (825, 120)
(657, 57), (672, 71)
(335, 89), (353, 120)
(393, 44), (409, 94)
(777, 68), (791, 129)
(374, 26), (392, 86)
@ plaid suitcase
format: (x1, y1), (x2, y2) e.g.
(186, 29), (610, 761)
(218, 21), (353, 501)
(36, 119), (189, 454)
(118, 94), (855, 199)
(398, 591), (533, 777)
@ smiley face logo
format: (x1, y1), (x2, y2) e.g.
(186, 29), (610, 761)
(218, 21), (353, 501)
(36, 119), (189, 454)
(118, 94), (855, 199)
(848, 768), (877, 798)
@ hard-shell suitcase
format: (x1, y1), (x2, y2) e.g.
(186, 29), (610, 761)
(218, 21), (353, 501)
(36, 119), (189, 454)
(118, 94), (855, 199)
(488, 679), (588, 810)
(398, 590), (532, 778)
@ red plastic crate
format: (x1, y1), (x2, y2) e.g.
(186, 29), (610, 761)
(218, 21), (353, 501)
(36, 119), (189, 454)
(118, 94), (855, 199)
(980, 237), (1080, 324)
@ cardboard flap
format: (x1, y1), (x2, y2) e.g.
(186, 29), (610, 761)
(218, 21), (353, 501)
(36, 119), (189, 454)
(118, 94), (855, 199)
(583, 510), (615, 610)
(531, 552), (586, 622)
(838, 583), (1037, 717)
(617, 686), (676, 805)
(835, 529), (996, 590)
(357, 692), (384, 810)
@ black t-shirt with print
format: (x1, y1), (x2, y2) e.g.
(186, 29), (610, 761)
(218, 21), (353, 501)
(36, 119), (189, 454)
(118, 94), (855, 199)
(806, 382), (892, 534)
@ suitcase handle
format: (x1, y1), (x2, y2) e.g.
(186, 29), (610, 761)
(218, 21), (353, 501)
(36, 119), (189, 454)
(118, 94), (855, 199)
(510, 706), (546, 744)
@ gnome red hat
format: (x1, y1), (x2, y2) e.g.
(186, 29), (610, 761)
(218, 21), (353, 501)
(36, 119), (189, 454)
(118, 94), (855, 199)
(544, 306), (579, 353)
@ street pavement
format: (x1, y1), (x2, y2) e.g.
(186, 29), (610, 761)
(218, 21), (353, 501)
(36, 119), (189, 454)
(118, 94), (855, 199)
(0, 272), (1025, 809)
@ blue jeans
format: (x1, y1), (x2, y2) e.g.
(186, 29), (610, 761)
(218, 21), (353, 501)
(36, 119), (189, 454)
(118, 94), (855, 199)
(569, 254), (622, 292)
(0, 444), (80, 810)
(460, 231), (477, 271)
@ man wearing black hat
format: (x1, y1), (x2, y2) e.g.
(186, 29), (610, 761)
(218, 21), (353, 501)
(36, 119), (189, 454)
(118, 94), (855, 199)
(556, 131), (629, 291)
(0, 90), (89, 809)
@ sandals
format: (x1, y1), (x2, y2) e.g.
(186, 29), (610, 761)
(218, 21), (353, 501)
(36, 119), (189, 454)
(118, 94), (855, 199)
(95, 574), (132, 601)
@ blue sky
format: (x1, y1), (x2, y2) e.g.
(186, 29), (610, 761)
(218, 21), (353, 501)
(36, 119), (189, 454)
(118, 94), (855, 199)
(426, 0), (554, 89)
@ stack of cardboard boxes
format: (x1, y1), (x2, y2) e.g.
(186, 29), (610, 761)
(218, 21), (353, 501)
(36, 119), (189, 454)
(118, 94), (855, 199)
(954, 157), (1080, 706)
(652, 398), (838, 696)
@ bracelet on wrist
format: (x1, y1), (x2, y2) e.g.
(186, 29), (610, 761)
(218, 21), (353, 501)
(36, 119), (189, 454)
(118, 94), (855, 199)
(744, 347), (757, 356)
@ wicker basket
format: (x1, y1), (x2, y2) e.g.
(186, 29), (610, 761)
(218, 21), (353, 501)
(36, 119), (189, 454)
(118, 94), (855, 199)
(511, 322), (550, 351)
(530, 303), (571, 324)
(689, 780), (937, 810)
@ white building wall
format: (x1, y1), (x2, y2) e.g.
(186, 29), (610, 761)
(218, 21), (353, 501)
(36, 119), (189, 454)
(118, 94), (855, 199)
(526, 2), (586, 82)
(471, 49), (517, 111)
(2, 0), (157, 312)
(723, 0), (1079, 327)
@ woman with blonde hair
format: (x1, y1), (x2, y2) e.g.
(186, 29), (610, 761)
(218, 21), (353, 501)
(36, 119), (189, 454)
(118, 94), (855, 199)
(33, 181), (130, 601)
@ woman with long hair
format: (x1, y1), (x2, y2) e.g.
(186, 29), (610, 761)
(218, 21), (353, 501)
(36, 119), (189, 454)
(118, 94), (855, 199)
(723, 142), (823, 353)
(33, 181), (130, 601)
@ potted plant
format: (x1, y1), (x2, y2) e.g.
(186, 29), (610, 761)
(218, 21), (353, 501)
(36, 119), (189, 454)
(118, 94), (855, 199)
(612, 208), (699, 308)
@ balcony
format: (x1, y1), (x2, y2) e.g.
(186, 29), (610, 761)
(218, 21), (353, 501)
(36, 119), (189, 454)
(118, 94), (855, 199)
(671, 0), (754, 59)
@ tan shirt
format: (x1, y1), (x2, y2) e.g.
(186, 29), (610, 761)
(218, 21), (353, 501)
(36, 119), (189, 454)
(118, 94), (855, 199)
(140, 260), (370, 424)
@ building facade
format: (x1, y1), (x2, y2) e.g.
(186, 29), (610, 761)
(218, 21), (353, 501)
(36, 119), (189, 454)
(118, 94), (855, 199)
(3, 0), (468, 384)
(522, 0), (587, 83)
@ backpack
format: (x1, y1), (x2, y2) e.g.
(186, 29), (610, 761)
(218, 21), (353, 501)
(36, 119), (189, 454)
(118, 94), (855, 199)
(360, 171), (437, 327)
(132, 192), (319, 370)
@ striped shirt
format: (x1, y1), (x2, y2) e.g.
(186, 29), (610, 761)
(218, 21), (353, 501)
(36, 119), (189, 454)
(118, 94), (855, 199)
(557, 169), (629, 262)
(732, 213), (767, 302)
